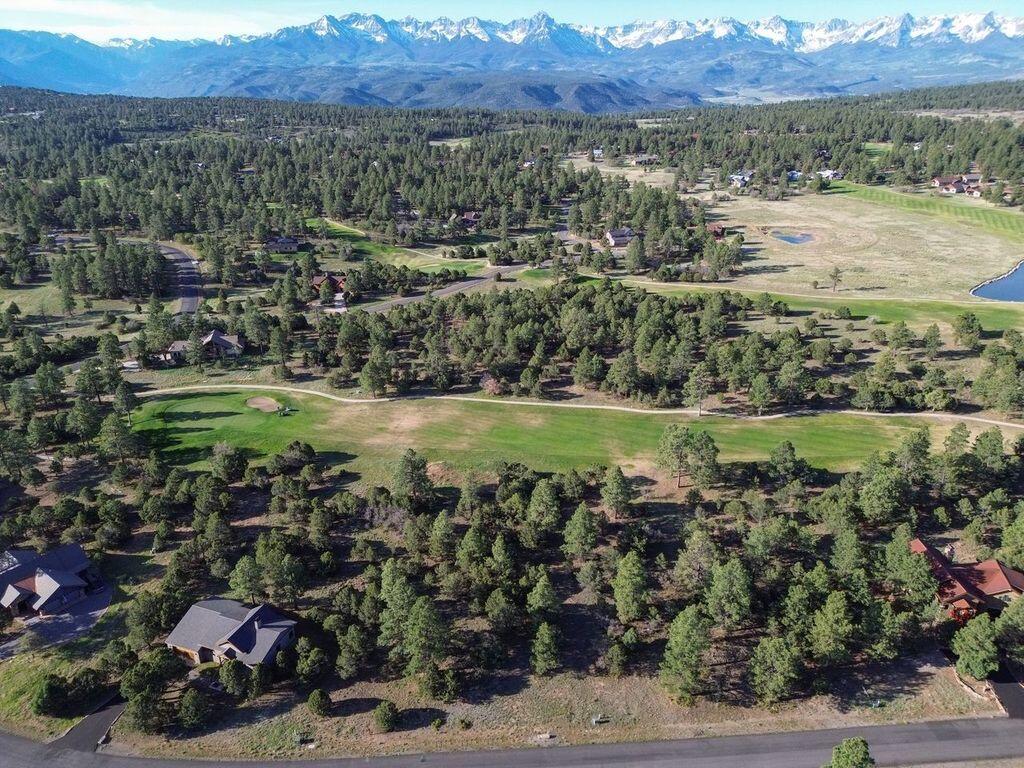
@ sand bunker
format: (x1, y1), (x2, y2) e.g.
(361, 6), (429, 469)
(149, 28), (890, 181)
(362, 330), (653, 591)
(246, 396), (281, 413)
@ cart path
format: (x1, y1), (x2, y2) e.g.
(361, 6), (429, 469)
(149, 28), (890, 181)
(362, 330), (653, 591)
(137, 384), (1024, 430)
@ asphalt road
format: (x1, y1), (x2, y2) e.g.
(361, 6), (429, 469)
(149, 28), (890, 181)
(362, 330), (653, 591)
(158, 243), (202, 316)
(363, 263), (529, 314)
(2, 717), (1022, 768)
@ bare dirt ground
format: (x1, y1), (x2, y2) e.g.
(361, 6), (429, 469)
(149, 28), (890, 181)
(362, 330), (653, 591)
(108, 651), (999, 760)
(246, 396), (282, 413)
(913, 109), (1024, 126)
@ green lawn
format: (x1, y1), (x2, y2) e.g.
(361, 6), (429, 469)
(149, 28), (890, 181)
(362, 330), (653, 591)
(630, 280), (1024, 331)
(132, 390), (1002, 483)
(305, 218), (486, 274)
(830, 181), (1024, 241)
(862, 142), (892, 162)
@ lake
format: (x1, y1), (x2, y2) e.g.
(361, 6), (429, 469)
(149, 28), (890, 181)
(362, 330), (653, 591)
(973, 260), (1024, 302)
(771, 230), (814, 245)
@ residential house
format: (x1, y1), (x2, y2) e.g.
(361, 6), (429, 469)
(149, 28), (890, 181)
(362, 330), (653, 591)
(962, 173), (984, 185)
(940, 181), (966, 195)
(932, 175), (959, 188)
(910, 538), (1024, 622)
(1, 544), (99, 619)
(816, 169), (844, 181)
(632, 153), (660, 166)
(159, 330), (244, 365)
(264, 236), (300, 254)
(461, 211), (483, 229)
(786, 170), (804, 182)
(605, 227), (636, 248)
(311, 273), (346, 294)
(166, 598), (297, 667)
(728, 171), (753, 189)
(202, 330), (244, 358)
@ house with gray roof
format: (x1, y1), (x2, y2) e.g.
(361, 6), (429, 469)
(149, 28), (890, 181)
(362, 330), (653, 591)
(0, 543), (98, 618)
(165, 598), (297, 667)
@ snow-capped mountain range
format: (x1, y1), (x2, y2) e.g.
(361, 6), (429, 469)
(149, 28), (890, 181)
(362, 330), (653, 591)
(2, 11), (1024, 112)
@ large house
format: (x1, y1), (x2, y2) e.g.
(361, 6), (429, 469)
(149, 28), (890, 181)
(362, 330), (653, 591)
(311, 273), (346, 294)
(910, 538), (1024, 622)
(166, 598), (297, 667)
(264, 236), (301, 254)
(605, 227), (636, 248)
(0, 544), (99, 619)
(160, 330), (244, 364)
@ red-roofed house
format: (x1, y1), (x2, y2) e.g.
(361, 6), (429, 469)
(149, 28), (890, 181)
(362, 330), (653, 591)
(910, 538), (1024, 622)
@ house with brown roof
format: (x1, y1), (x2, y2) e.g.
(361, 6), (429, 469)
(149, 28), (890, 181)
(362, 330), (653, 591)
(311, 273), (346, 294)
(910, 538), (1024, 622)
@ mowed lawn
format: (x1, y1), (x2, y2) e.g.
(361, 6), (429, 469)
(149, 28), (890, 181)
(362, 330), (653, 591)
(305, 217), (487, 275)
(832, 181), (1024, 241)
(133, 390), (995, 483)
(629, 280), (1024, 331)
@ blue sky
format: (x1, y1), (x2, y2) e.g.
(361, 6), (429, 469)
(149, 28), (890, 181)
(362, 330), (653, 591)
(0, 0), (1014, 42)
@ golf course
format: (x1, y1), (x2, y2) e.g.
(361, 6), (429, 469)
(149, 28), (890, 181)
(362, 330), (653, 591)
(134, 388), (1023, 485)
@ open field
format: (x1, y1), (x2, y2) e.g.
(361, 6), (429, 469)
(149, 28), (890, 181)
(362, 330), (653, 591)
(705, 185), (1024, 300)
(133, 390), (1024, 486)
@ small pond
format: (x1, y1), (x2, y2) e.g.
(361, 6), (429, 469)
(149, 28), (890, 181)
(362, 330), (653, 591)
(771, 230), (814, 245)
(973, 260), (1024, 302)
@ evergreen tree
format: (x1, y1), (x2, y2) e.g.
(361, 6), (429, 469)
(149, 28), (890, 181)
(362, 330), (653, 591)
(659, 605), (710, 704)
(531, 621), (559, 676)
(612, 550), (648, 624)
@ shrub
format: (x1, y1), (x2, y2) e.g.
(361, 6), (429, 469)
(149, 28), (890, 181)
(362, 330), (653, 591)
(307, 688), (331, 717)
(178, 689), (209, 731)
(372, 700), (399, 732)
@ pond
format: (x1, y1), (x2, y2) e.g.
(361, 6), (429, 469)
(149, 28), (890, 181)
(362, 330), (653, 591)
(771, 230), (814, 245)
(973, 259), (1024, 302)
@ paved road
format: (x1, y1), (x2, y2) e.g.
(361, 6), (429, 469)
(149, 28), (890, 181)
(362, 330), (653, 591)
(1, 717), (1022, 768)
(50, 697), (125, 752)
(362, 263), (529, 314)
(158, 243), (202, 316)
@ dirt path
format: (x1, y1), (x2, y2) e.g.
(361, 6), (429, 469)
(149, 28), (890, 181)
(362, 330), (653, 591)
(138, 384), (1024, 431)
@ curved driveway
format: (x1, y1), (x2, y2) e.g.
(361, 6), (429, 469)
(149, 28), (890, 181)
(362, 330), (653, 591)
(1, 717), (1023, 768)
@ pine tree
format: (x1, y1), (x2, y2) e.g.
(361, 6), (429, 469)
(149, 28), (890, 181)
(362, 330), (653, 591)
(704, 556), (752, 630)
(952, 614), (999, 680)
(562, 502), (599, 560)
(601, 466), (634, 518)
(659, 605), (709, 704)
(404, 596), (447, 676)
(612, 550), (647, 624)
(749, 635), (802, 705)
(531, 621), (559, 676)
(810, 591), (854, 666)
(526, 569), (558, 619)
(229, 554), (262, 603)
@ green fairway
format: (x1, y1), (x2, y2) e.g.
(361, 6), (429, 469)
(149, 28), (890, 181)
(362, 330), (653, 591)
(630, 280), (1024, 331)
(830, 182), (1024, 241)
(132, 390), (1010, 484)
(306, 217), (486, 274)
